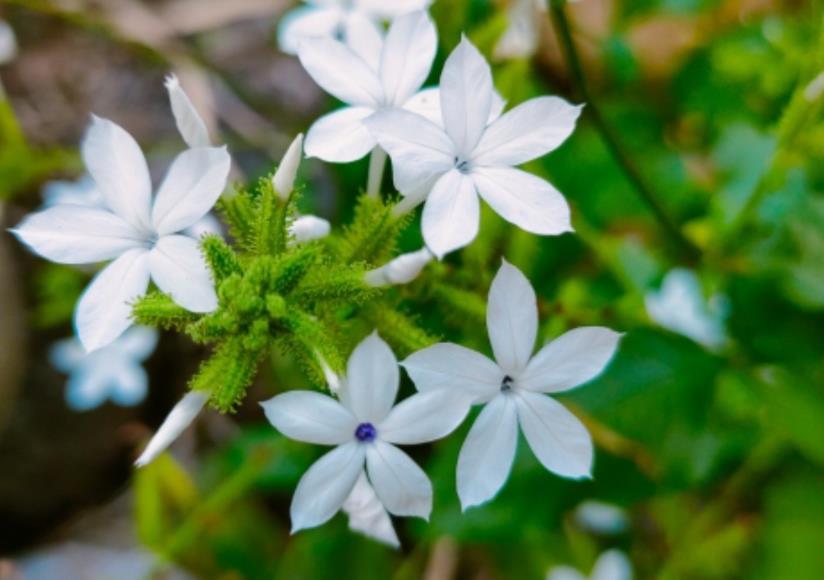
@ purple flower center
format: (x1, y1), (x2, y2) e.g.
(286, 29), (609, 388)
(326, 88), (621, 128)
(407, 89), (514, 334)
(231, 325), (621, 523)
(355, 422), (377, 443)
(501, 375), (514, 392)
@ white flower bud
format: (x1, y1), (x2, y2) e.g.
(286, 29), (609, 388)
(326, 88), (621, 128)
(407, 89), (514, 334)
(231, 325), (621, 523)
(289, 214), (330, 244)
(273, 134), (304, 199)
(365, 247), (433, 287)
(0, 21), (17, 65)
(134, 391), (208, 467)
(164, 73), (211, 148)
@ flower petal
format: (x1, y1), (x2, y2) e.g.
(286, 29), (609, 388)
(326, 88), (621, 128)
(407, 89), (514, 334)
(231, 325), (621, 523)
(135, 391), (208, 466)
(75, 249), (151, 352)
(277, 5), (343, 56)
(108, 363), (149, 407)
(344, 11), (384, 72)
(151, 146), (231, 235)
(486, 259), (537, 374)
(260, 391), (357, 445)
(378, 390), (471, 445)
(366, 440), (432, 518)
(364, 109), (453, 195)
(401, 343), (502, 402)
(342, 472), (400, 548)
(472, 96), (582, 166)
(65, 366), (111, 411)
(440, 36), (493, 155)
(403, 87), (506, 128)
(519, 327), (622, 393)
(149, 235), (217, 313)
(421, 169), (480, 259)
(165, 74), (211, 148)
(273, 134), (304, 199)
(11, 205), (144, 264)
(290, 441), (365, 533)
(514, 390), (593, 479)
(298, 36), (383, 107)
(546, 566), (588, 580)
(305, 106), (377, 163)
(591, 550), (633, 580)
(81, 116), (152, 231)
(116, 326), (159, 360)
(456, 393), (518, 510)
(355, 0), (432, 19)
(380, 11), (437, 105)
(341, 332), (399, 422)
(49, 338), (86, 373)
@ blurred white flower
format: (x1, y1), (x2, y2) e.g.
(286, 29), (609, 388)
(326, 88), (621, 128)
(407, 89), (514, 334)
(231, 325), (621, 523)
(403, 260), (621, 509)
(573, 500), (629, 535)
(0, 20), (17, 65)
(342, 471), (400, 547)
(366, 37), (580, 258)
(50, 326), (158, 411)
(547, 550), (633, 580)
(644, 268), (728, 350)
(494, 0), (545, 61)
(278, 0), (433, 56)
(135, 390), (209, 467)
(261, 332), (470, 533)
(364, 247), (433, 287)
(299, 10), (438, 163)
(13, 116), (230, 351)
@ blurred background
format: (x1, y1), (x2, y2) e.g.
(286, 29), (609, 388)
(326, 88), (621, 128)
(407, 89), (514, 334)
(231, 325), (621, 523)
(1, 0), (823, 578)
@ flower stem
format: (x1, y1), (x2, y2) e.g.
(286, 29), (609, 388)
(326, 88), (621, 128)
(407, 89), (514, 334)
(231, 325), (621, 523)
(547, 0), (701, 260)
(366, 147), (387, 198)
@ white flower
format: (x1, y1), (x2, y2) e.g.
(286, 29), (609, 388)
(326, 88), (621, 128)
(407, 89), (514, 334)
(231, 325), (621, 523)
(273, 133), (305, 199)
(135, 390), (209, 467)
(366, 37), (581, 258)
(278, 0), (433, 56)
(261, 332), (470, 533)
(50, 326), (158, 411)
(0, 20), (17, 65)
(364, 247), (433, 287)
(547, 550), (633, 580)
(289, 215), (331, 243)
(573, 500), (629, 535)
(644, 268), (728, 350)
(493, 0), (545, 61)
(299, 10), (438, 163)
(403, 260), (621, 509)
(342, 471), (400, 547)
(12, 116), (231, 351)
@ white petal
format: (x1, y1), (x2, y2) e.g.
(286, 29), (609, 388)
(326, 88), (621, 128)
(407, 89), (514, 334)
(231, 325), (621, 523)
(403, 87), (506, 129)
(49, 338), (86, 373)
(298, 36), (383, 107)
(134, 391), (208, 466)
(290, 441), (365, 532)
(378, 390), (470, 445)
(546, 566), (587, 580)
(341, 332), (399, 422)
(260, 391), (356, 445)
(355, 0), (432, 19)
(305, 106), (377, 163)
(342, 472), (400, 548)
(421, 169), (480, 259)
(519, 327), (622, 393)
(108, 363), (149, 407)
(81, 116), (152, 231)
(366, 440), (432, 518)
(493, 0), (540, 61)
(11, 205), (144, 264)
(65, 366), (110, 411)
(515, 390), (593, 479)
(401, 343), (502, 401)
(343, 12), (384, 71)
(165, 74), (211, 148)
(273, 134), (304, 199)
(473, 167), (572, 236)
(289, 215), (331, 243)
(0, 20), (18, 64)
(456, 393), (518, 510)
(149, 235), (217, 313)
(41, 175), (101, 207)
(591, 550), (633, 580)
(364, 109), (453, 195)
(116, 325), (159, 360)
(76, 249), (151, 352)
(473, 96), (582, 166)
(380, 11), (437, 105)
(186, 213), (223, 239)
(151, 146), (231, 235)
(440, 36), (493, 156)
(277, 5), (343, 56)
(485, 259), (538, 374)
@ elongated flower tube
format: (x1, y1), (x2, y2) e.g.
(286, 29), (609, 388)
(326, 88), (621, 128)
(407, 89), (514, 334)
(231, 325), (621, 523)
(134, 391), (209, 467)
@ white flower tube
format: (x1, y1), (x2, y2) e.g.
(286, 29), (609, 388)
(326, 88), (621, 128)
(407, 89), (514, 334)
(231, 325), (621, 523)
(134, 391), (209, 467)
(365, 247), (433, 287)
(273, 134), (304, 199)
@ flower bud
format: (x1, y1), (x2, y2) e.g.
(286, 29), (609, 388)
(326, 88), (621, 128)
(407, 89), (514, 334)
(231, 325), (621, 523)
(364, 247), (433, 287)
(273, 133), (304, 199)
(289, 214), (330, 244)
(134, 391), (208, 467)
(164, 73), (211, 148)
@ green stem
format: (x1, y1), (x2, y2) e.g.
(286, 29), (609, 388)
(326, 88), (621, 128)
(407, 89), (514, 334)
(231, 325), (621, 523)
(547, 0), (701, 260)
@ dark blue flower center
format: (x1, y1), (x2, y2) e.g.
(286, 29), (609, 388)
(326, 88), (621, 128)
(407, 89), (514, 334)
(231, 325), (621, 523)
(454, 156), (471, 174)
(501, 375), (514, 393)
(355, 422), (377, 442)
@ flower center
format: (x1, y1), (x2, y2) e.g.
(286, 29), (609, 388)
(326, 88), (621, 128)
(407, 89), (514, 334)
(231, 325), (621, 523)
(354, 422), (377, 443)
(500, 375), (514, 393)
(454, 156), (472, 174)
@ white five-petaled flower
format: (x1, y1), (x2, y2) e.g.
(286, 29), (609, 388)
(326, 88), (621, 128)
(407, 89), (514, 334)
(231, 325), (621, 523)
(366, 36), (581, 258)
(261, 332), (471, 533)
(403, 260), (621, 509)
(278, 0), (433, 56)
(298, 10), (438, 163)
(12, 116), (231, 352)
(547, 549), (633, 580)
(50, 326), (158, 411)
